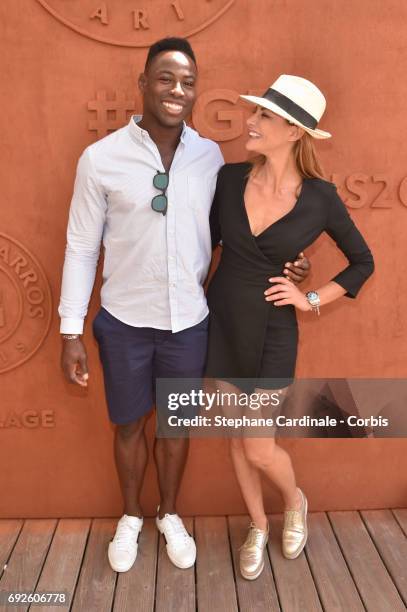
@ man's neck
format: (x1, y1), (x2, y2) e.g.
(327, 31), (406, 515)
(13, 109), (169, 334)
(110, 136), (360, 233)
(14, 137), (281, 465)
(137, 115), (183, 152)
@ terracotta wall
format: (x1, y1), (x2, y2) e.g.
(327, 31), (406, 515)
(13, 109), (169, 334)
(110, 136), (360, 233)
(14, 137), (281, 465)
(0, 0), (406, 517)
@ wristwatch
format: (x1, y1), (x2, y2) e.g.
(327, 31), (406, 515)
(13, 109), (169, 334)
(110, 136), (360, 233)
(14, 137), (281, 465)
(306, 291), (321, 315)
(61, 334), (81, 340)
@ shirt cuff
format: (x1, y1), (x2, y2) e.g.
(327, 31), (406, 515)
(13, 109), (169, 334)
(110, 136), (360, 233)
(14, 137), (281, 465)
(60, 317), (85, 334)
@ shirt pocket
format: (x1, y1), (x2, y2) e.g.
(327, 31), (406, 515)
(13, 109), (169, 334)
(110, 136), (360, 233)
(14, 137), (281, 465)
(187, 176), (212, 212)
(170, 175), (208, 215)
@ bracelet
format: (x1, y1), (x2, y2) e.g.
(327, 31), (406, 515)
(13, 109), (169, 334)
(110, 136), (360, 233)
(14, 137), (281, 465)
(61, 334), (81, 340)
(305, 291), (320, 315)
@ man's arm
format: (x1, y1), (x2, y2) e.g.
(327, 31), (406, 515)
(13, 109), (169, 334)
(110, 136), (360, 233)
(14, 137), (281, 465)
(59, 148), (107, 386)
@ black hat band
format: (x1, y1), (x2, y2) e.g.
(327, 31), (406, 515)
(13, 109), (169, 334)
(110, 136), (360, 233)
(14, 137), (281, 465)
(261, 88), (318, 129)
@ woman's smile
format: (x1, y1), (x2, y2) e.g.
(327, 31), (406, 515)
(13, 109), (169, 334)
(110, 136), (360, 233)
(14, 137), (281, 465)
(248, 130), (262, 138)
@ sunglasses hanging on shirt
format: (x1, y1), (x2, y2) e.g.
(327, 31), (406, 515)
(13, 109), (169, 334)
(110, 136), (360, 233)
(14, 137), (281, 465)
(152, 171), (169, 216)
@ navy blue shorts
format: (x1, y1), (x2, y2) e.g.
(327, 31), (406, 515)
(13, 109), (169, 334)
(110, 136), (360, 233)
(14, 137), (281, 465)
(92, 308), (209, 425)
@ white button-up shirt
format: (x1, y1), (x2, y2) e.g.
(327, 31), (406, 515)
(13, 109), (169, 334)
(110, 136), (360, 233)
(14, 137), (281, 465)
(58, 116), (224, 334)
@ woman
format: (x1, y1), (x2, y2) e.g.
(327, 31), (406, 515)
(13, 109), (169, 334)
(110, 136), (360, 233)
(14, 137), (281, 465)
(206, 75), (374, 578)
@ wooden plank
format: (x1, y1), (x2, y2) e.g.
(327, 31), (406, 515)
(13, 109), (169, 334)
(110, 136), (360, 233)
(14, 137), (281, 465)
(34, 519), (91, 612)
(306, 513), (364, 611)
(361, 510), (407, 606)
(329, 511), (405, 612)
(155, 517), (195, 612)
(392, 509), (407, 537)
(267, 514), (322, 612)
(0, 520), (23, 577)
(114, 518), (158, 612)
(228, 516), (280, 612)
(71, 518), (117, 612)
(195, 516), (238, 612)
(0, 519), (57, 612)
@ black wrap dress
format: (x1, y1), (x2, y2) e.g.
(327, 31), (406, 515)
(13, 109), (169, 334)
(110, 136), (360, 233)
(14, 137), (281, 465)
(205, 162), (374, 384)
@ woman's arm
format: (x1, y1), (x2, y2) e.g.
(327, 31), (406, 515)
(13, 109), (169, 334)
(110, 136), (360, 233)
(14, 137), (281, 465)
(265, 184), (374, 310)
(209, 165), (227, 250)
(324, 184), (374, 297)
(209, 184), (222, 251)
(264, 278), (346, 311)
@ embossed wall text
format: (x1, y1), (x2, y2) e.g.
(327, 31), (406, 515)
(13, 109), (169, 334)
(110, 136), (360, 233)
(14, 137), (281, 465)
(35, 0), (236, 47)
(87, 88), (261, 139)
(88, 91), (136, 138)
(0, 235), (52, 374)
(86, 89), (407, 211)
(0, 410), (55, 428)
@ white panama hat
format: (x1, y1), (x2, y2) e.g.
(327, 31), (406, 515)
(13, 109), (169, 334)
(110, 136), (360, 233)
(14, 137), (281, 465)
(240, 74), (331, 139)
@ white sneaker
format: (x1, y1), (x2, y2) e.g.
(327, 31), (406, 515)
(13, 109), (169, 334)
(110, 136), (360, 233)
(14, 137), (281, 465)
(156, 511), (196, 569)
(108, 514), (143, 572)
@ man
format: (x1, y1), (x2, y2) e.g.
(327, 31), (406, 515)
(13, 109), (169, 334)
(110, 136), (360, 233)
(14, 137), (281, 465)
(59, 37), (309, 573)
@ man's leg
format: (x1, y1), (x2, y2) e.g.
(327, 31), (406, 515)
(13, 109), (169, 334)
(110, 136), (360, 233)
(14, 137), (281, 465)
(153, 436), (189, 518)
(153, 316), (208, 516)
(152, 316), (208, 568)
(115, 416), (149, 518)
(93, 309), (155, 512)
(93, 308), (155, 572)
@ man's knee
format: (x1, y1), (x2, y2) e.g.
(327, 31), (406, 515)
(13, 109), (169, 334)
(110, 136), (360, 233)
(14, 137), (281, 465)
(116, 416), (146, 441)
(157, 437), (189, 451)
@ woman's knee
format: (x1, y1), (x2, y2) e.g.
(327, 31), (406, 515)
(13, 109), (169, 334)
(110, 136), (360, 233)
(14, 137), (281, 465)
(229, 437), (245, 457)
(243, 438), (277, 469)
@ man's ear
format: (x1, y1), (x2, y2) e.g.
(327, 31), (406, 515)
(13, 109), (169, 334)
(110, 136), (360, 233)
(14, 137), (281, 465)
(138, 72), (147, 94)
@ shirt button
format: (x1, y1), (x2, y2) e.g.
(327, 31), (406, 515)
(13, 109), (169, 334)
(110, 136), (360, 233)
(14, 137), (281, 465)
(169, 282), (176, 288)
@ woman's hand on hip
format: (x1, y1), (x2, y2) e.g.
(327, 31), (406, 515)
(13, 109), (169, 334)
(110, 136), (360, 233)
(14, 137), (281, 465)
(265, 276), (311, 311)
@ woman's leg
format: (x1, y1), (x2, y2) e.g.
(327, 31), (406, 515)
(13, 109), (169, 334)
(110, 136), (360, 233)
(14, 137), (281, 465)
(229, 438), (268, 530)
(241, 388), (302, 510)
(242, 435), (302, 509)
(215, 379), (268, 529)
(241, 394), (308, 560)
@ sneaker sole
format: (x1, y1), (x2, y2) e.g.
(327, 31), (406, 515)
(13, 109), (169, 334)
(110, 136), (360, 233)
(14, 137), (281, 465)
(166, 551), (196, 569)
(108, 546), (138, 573)
(156, 518), (196, 569)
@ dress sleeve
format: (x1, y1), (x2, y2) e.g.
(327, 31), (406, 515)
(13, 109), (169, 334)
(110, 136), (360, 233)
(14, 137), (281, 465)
(325, 185), (374, 298)
(209, 165), (225, 250)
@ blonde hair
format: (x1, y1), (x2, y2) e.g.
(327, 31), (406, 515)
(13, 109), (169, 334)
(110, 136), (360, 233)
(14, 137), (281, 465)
(249, 131), (325, 179)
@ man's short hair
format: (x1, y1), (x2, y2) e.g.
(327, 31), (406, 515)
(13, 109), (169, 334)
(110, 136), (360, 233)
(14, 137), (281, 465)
(145, 37), (197, 71)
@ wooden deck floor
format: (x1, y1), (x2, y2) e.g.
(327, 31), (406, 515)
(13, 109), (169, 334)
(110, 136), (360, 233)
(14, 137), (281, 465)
(0, 510), (406, 612)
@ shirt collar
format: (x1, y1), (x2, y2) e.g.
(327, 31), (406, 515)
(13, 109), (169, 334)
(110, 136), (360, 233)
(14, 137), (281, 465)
(128, 115), (188, 144)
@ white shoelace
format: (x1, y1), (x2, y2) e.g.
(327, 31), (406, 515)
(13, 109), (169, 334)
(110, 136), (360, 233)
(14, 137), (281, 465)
(161, 515), (191, 548)
(113, 520), (140, 552)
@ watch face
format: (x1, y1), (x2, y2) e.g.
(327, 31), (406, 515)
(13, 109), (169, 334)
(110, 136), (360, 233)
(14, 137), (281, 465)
(307, 291), (318, 301)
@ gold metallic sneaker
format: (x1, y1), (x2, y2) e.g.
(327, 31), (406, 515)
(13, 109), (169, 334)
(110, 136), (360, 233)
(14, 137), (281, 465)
(239, 522), (269, 580)
(282, 488), (308, 559)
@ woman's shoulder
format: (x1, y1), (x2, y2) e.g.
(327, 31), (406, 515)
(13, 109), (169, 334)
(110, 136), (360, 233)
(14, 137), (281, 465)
(305, 177), (341, 207)
(305, 177), (338, 196)
(218, 161), (251, 178)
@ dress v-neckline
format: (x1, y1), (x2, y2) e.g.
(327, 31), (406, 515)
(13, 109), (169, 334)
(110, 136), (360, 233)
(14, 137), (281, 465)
(242, 174), (307, 239)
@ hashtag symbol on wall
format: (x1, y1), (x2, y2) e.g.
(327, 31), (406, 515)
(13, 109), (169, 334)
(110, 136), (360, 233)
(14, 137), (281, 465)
(88, 91), (138, 138)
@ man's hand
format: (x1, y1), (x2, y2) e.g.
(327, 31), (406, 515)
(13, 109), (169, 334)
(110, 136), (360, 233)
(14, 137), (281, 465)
(61, 338), (89, 387)
(283, 252), (310, 284)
